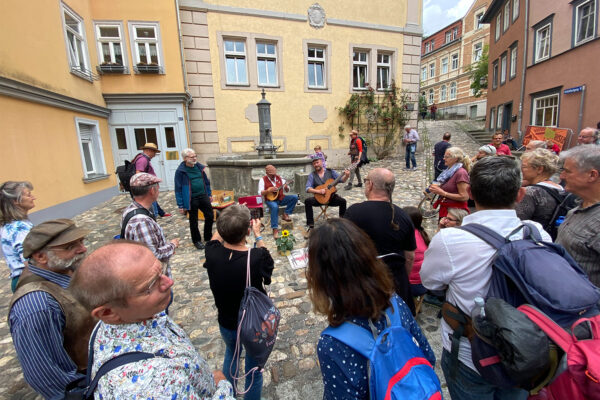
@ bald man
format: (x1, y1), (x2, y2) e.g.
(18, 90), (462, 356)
(578, 127), (600, 145)
(258, 165), (298, 238)
(344, 168), (417, 315)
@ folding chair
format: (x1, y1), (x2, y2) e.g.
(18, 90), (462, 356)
(316, 205), (329, 221)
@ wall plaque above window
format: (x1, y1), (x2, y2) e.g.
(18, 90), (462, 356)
(308, 3), (326, 29)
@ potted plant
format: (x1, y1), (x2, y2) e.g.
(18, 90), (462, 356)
(275, 230), (296, 256)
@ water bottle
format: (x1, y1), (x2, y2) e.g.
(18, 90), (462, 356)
(555, 216), (565, 227)
(472, 297), (486, 320)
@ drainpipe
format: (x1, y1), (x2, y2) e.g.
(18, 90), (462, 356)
(175, 0), (194, 147)
(517, 0), (529, 143)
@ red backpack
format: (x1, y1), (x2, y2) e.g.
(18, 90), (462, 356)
(519, 305), (600, 400)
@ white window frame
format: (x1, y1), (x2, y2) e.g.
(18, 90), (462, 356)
(61, 4), (92, 80)
(473, 42), (483, 62)
(497, 105), (504, 130)
(476, 12), (484, 30)
(451, 53), (459, 70)
(440, 85), (447, 101)
(352, 50), (369, 90)
(429, 62), (435, 78)
(496, 14), (502, 41)
(452, 27), (459, 40)
(535, 24), (551, 62)
(490, 107), (496, 130)
(504, 2), (511, 32)
(441, 57), (449, 74)
(422, 66), (427, 81)
(223, 38), (249, 85)
(532, 93), (560, 127)
(75, 118), (107, 180)
(128, 22), (164, 74)
(500, 54), (507, 84)
(256, 41), (278, 87)
(492, 60), (499, 89)
(513, 0), (520, 21)
(449, 82), (457, 100)
(425, 42), (431, 53)
(377, 52), (392, 90)
(575, 0), (596, 45)
(306, 44), (327, 90)
(428, 89), (434, 105)
(445, 31), (452, 43)
(94, 22), (128, 72)
(510, 45), (518, 78)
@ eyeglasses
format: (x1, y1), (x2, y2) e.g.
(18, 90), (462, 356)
(185, 155), (197, 159)
(138, 262), (169, 296)
(442, 216), (459, 222)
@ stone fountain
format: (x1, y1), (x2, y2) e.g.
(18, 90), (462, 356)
(207, 90), (313, 198)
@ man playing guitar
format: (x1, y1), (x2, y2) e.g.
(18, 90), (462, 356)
(304, 158), (350, 231)
(258, 164), (298, 238)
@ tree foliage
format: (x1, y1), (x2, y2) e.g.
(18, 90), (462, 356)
(466, 44), (489, 98)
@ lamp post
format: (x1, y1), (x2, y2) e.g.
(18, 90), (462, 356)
(256, 89), (278, 158)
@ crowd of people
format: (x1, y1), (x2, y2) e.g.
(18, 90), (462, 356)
(1, 123), (599, 399)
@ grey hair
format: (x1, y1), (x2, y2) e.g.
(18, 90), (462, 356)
(447, 208), (469, 225)
(404, 125), (411, 130)
(217, 204), (251, 244)
(521, 148), (559, 175)
(181, 148), (196, 158)
(0, 181), (33, 225)
(478, 145), (497, 155)
(130, 183), (158, 198)
(446, 146), (473, 172)
(559, 144), (600, 172)
(527, 140), (547, 150)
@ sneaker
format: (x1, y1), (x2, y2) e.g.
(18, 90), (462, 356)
(412, 167), (418, 171)
(355, 183), (363, 187)
(344, 184), (353, 190)
(193, 241), (205, 250)
(302, 226), (313, 239)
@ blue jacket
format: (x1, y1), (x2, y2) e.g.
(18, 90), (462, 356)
(174, 162), (212, 210)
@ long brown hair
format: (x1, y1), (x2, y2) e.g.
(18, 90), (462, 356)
(306, 219), (394, 327)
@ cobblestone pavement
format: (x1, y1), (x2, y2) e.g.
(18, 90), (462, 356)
(0, 120), (484, 399)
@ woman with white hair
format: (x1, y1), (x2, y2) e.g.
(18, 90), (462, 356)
(471, 144), (497, 162)
(428, 147), (472, 218)
(0, 181), (36, 292)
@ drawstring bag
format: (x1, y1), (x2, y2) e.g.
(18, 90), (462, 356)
(231, 248), (280, 393)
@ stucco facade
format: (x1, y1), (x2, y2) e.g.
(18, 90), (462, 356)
(420, 0), (490, 120)
(178, 0), (424, 164)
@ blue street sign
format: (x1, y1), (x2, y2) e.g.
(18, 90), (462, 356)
(564, 86), (583, 94)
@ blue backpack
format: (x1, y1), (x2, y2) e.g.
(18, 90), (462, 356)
(323, 301), (442, 400)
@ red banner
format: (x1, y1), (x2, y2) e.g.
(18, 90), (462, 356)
(523, 126), (569, 150)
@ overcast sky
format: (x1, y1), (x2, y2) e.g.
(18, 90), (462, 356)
(423, 0), (476, 36)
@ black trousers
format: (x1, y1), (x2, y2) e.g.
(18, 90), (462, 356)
(304, 194), (347, 226)
(189, 194), (213, 243)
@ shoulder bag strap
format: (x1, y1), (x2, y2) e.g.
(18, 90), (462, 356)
(532, 184), (564, 204)
(120, 208), (154, 238)
(246, 247), (251, 289)
(322, 322), (375, 359)
(518, 305), (572, 351)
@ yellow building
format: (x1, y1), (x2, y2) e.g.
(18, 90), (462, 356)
(0, 0), (188, 222)
(178, 0), (424, 163)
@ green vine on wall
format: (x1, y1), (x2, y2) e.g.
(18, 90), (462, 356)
(336, 81), (409, 159)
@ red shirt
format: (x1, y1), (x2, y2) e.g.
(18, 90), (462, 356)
(491, 143), (512, 156)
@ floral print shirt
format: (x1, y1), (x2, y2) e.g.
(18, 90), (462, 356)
(1, 219), (33, 278)
(92, 312), (235, 399)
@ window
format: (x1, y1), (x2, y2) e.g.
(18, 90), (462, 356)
(75, 119), (107, 180)
(500, 53), (507, 84)
(492, 60), (499, 89)
(440, 85), (447, 101)
(130, 23), (163, 73)
(307, 46), (326, 89)
(256, 42), (278, 86)
(575, 0), (596, 45)
(428, 89), (434, 104)
(425, 42), (431, 53)
(497, 105), (504, 130)
(452, 27), (459, 40)
(476, 12), (484, 29)
(441, 57), (448, 74)
(533, 93), (559, 126)
(446, 31), (452, 43)
(496, 14), (502, 41)
(513, 0), (520, 21)
(535, 24), (551, 62)
(431, 39), (435, 49)
(504, 2), (511, 32)
(473, 42), (483, 62)
(95, 23), (126, 73)
(510, 45), (518, 78)
(224, 39), (248, 84)
(451, 53), (459, 70)
(422, 66), (427, 81)
(377, 53), (391, 90)
(429, 62), (435, 78)
(450, 82), (457, 99)
(62, 5), (91, 78)
(490, 108), (496, 130)
(352, 50), (369, 89)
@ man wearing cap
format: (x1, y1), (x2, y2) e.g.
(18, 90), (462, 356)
(304, 158), (350, 230)
(134, 142), (171, 218)
(344, 129), (365, 190)
(9, 219), (95, 399)
(175, 148), (213, 250)
(122, 173), (179, 264)
(258, 164), (298, 238)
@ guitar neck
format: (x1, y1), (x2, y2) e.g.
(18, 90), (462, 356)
(327, 163), (358, 189)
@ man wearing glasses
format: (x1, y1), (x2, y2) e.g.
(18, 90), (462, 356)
(9, 219), (95, 399)
(175, 148), (213, 250)
(69, 241), (235, 399)
(577, 127), (600, 145)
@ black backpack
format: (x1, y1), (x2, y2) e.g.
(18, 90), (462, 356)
(533, 184), (578, 240)
(358, 136), (369, 164)
(118, 207), (154, 239)
(115, 154), (143, 192)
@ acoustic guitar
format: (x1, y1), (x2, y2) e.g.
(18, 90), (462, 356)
(313, 162), (359, 204)
(264, 179), (294, 201)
